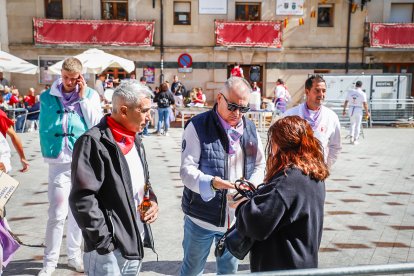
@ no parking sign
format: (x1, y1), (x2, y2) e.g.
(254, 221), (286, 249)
(178, 53), (193, 68)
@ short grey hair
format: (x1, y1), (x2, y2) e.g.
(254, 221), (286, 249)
(223, 76), (252, 95)
(112, 80), (154, 113)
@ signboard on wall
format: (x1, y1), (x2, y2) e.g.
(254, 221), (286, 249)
(276, 0), (304, 15)
(143, 66), (155, 84)
(199, 0), (227, 14)
(38, 56), (66, 84)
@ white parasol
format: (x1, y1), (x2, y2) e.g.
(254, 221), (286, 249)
(0, 50), (38, 74)
(47, 48), (135, 75)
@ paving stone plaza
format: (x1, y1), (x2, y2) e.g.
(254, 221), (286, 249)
(3, 126), (414, 275)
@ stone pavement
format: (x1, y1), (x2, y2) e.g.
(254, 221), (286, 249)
(3, 126), (414, 275)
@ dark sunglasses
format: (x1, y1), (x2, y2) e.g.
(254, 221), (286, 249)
(220, 93), (250, 113)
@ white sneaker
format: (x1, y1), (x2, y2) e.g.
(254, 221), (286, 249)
(37, 267), (55, 276)
(350, 136), (354, 144)
(164, 132), (169, 136)
(68, 257), (84, 272)
(353, 140), (359, 145)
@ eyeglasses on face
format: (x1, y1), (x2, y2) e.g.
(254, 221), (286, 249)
(220, 93), (250, 113)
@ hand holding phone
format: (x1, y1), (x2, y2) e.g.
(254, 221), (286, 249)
(77, 74), (86, 99)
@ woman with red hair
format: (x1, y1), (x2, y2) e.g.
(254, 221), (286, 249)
(234, 115), (328, 272)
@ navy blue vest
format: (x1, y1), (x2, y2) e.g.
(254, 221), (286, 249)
(181, 108), (258, 227)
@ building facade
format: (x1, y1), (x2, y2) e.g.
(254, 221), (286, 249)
(1, 0), (413, 103)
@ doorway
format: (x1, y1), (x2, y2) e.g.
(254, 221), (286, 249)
(227, 64), (264, 96)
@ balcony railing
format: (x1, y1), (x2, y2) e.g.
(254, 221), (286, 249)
(215, 20), (283, 48)
(369, 23), (414, 48)
(33, 18), (154, 47)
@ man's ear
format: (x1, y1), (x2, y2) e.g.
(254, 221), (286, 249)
(119, 105), (128, 116)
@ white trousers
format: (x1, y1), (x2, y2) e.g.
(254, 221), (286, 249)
(43, 163), (82, 268)
(349, 107), (363, 140)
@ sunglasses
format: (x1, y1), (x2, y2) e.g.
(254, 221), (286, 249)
(220, 93), (250, 113)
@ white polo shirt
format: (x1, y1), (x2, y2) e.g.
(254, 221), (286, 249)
(284, 103), (342, 168)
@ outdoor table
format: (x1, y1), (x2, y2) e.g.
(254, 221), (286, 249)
(247, 109), (274, 132)
(177, 107), (211, 128)
(6, 107), (27, 120)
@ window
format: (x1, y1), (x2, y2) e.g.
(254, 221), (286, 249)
(44, 0), (63, 19)
(389, 4), (414, 23)
(101, 0), (128, 20)
(318, 4), (334, 27)
(236, 2), (261, 21)
(174, 1), (191, 25)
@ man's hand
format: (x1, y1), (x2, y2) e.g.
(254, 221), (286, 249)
(342, 110), (346, 116)
(77, 74), (87, 99)
(143, 201), (159, 224)
(212, 176), (235, 190)
(20, 158), (29, 172)
(0, 162), (6, 173)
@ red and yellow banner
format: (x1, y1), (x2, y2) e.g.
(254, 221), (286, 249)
(215, 20), (283, 48)
(33, 18), (155, 47)
(370, 23), (414, 48)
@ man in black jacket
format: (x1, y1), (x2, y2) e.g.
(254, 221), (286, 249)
(69, 80), (159, 275)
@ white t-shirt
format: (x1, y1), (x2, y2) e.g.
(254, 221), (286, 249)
(180, 121), (265, 232)
(346, 88), (367, 107)
(94, 79), (105, 97)
(283, 103), (342, 168)
(275, 85), (290, 101)
(0, 134), (11, 173)
(124, 144), (145, 241)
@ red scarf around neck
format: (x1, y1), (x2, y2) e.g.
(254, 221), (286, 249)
(107, 116), (136, 155)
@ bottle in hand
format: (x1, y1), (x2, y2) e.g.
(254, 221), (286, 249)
(139, 183), (152, 222)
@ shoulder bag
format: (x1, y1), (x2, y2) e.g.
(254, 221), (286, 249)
(214, 178), (258, 260)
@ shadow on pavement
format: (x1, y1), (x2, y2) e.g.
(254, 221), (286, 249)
(141, 260), (249, 275)
(3, 260), (42, 275)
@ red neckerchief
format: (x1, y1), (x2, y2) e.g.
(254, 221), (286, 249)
(107, 116), (136, 155)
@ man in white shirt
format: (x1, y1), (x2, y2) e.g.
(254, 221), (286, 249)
(284, 75), (341, 168)
(94, 74), (106, 101)
(342, 81), (370, 145)
(180, 77), (265, 275)
(274, 79), (290, 113)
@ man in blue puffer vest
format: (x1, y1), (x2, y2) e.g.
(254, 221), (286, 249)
(38, 57), (102, 276)
(180, 77), (265, 275)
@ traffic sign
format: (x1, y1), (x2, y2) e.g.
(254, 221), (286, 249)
(178, 53), (193, 68)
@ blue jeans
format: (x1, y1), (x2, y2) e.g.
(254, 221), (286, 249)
(15, 114), (25, 132)
(157, 107), (170, 133)
(84, 249), (142, 276)
(180, 216), (238, 276)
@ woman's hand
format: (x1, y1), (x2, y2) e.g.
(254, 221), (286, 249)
(229, 197), (248, 209)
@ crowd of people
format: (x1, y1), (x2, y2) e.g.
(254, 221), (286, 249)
(0, 57), (374, 275)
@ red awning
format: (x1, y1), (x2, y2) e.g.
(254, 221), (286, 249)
(370, 23), (414, 48)
(215, 20), (282, 48)
(33, 18), (155, 47)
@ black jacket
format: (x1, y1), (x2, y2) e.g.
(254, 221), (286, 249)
(236, 168), (325, 272)
(154, 91), (175, 108)
(171, 81), (186, 96)
(69, 116), (157, 260)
